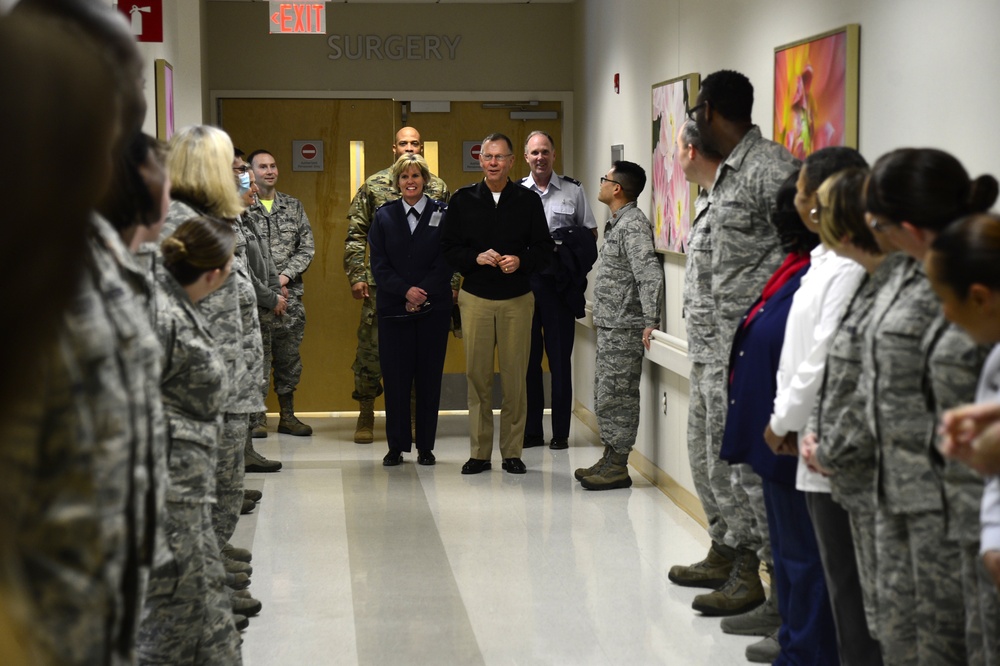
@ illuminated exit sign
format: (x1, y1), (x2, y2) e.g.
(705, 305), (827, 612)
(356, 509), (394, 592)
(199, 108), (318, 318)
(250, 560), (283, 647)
(269, 2), (326, 35)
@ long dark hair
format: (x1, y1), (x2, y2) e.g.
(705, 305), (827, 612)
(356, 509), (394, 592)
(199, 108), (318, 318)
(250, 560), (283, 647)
(772, 170), (818, 255)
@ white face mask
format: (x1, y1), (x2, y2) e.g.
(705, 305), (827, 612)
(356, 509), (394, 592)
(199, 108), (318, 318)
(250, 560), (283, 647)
(238, 171), (251, 192)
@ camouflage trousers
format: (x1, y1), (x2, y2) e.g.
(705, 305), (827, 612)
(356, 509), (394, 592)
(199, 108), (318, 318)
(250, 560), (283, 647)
(266, 292), (305, 398)
(211, 415), (246, 551)
(961, 542), (1000, 666)
(730, 463), (770, 565)
(688, 362), (763, 553)
(137, 455), (241, 666)
(352, 286), (383, 401)
(594, 327), (645, 455)
(848, 508), (881, 641)
(875, 509), (966, 666)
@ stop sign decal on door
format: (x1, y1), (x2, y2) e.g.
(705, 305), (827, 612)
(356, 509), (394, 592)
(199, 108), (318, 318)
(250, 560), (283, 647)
(291, 140), (324, 172)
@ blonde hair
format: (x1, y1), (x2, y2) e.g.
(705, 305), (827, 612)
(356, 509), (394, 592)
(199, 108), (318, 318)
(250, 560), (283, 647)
(817, 167), (879, 254)
(167, 125), (244, 219)
(390, 153), (430, 185)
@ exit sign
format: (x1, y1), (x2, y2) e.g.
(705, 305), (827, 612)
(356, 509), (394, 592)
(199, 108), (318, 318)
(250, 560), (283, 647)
(269, 2), (326, 35)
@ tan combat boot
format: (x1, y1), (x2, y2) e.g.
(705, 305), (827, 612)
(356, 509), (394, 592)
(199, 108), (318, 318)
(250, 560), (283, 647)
(691, 547), (766, 616)
(574, 445), (611, 481)
(354, 399), (375, 444)
(277, 393), (312, 436)
(251, 412), (267, 439)
(668, 541), (736, 589)
(580, 450), (632, 490)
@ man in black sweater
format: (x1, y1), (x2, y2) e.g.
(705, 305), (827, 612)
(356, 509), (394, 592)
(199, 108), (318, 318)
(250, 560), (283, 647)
(442, 132), (553, 475)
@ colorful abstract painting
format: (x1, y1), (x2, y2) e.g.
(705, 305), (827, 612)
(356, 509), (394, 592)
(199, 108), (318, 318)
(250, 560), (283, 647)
(651, 73), (699, 254)
(774, 25), (859, 159)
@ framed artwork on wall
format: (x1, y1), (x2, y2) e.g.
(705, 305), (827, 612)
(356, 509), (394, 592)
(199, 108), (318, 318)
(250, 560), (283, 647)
(651, 72), (699, 255)
(774, 24), (860, 160)
(155, 59), (175, 141)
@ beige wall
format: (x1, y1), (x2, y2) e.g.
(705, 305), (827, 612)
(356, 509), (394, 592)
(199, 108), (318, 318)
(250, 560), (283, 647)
(206, 2), (574, 93)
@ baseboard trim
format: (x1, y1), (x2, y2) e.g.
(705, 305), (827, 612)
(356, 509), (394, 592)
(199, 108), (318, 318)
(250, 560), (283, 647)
(571, 402), (708, 530)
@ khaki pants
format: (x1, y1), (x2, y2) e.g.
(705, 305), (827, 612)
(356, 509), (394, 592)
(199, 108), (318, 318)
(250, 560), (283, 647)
(459, 290), (533, 460)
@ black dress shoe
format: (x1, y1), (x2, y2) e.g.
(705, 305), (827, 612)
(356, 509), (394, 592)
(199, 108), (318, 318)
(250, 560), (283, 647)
(549, 437), (569, 450)
(382, 450), (403, 466)
(461, 458), (491, 474)
(417, 449), (436, 466)
(523, 434), (545, 448)
(501, 457), (527, 474)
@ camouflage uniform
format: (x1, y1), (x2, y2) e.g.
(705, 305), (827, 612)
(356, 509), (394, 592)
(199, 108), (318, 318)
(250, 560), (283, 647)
(811, 255), (899, 639)
(343, 167), (449, 401)
(211, 223), (266, 546)
(592, 201), (663, 454)
(0, 213), (166, 664)
(238, 214), (282, 413)
(245, 192), (314, 400)
(145, 201), (258, 551)
(137, 268), (241, 665)
(864, 255), (965, 665)
(684, 195), (740, 545)
(685, 128), (798, 552)
(924, 317), (998, 666)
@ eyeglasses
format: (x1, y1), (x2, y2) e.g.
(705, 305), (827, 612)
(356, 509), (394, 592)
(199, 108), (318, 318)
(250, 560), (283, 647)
(600, 176), (622, 186)
(868, 215), (886, 232)
(686, 101), (707, 120)
(233, 164), (250, 173)
(480, 153), (512, 163)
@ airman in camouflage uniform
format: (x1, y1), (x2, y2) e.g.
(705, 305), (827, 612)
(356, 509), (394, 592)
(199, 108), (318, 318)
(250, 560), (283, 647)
(865, 256), (966, 665)
(810, 253), (900, 643)
(343, 127), (449, 443)
(246, 150), (315, 436)
(924, 316), (998, 665)
(577, 160), (662, 491)
(1, 214), (165, 665)
(672, 74), (797, 606)
(137, 250), (241, 665)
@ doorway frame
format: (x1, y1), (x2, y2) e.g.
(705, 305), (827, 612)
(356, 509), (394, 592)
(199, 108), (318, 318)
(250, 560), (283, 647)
(209, 90), (575, 174)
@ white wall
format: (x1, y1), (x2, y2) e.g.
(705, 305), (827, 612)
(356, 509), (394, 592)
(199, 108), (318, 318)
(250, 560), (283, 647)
(572, 0), (1000, 498)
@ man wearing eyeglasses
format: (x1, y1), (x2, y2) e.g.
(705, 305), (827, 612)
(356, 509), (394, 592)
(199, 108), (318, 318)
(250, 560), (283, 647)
(670, 70), (798, 620)
(441, 132), (553, 476)
(519, 130), (598, 453)
(574, 160), (663, 491)
(343, 126), (450, 444)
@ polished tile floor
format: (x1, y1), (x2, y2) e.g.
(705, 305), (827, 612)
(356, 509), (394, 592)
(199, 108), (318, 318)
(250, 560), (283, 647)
(234, 415), (756, 665)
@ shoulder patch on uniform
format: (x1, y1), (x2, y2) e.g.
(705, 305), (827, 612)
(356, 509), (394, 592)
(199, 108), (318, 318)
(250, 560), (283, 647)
(560, 175), (581, 186)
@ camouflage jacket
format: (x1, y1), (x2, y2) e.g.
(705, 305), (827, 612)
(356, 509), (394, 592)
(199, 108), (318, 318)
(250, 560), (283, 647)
(153, 268), (227, 503)
(864, 255), (944, 514)
(705, 127), (799, 359)
(924, 315), (989, 543)
(682, 192), (718, 363)
(0, 214), (165, 663)
(343, 166), (449, 287)
(237, 213), (281, 312)
(232, 223), (266, 413)
(245, 191), (314, 295)
(148, 199), (252, 414)
(811, 256), (896, 513)
(593, 202), (663, 329)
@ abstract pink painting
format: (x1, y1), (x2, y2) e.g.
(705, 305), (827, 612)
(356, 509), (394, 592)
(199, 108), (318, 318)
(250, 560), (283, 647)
(651, 73), (699, 254)
(774, 25), (859, 159)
